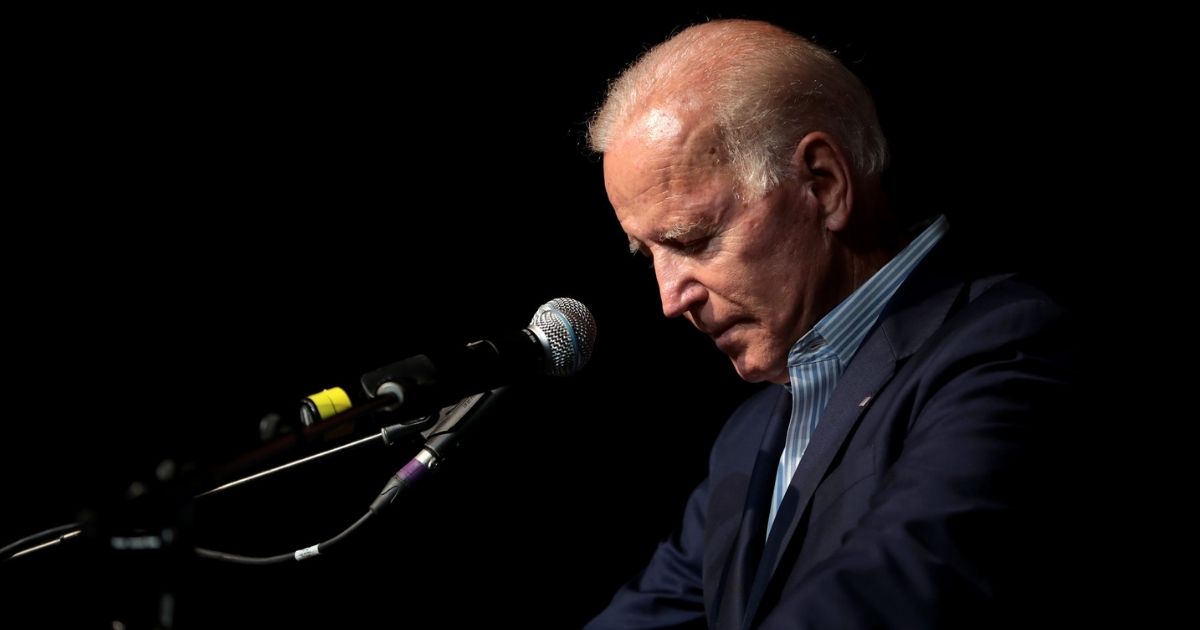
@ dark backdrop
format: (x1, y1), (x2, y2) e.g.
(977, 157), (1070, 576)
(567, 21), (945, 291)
(3, 6), (1133, 628)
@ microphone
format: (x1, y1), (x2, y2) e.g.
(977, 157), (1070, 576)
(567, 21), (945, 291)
(212, 298), (595, 499)
(359, 297), (596, 420)
(366, 298), (596, 514)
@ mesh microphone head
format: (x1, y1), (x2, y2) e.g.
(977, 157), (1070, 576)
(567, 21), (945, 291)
(528, 297), (597, 377)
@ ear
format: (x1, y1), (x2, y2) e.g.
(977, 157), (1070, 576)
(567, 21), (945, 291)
(792, 132), (854, 233)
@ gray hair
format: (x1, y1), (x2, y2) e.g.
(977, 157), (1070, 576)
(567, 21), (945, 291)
(588, 20), (889, 198)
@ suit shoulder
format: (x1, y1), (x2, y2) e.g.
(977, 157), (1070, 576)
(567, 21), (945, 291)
(915, 272), (1076, 381)
(955, 273), (1073, 338)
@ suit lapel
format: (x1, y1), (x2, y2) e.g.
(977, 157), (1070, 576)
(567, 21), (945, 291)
(741, 330), (899, 626)
(740, 238), (971, 628)
(711, 389), (791, 630)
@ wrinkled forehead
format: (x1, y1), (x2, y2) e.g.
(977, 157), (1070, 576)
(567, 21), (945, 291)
(603, 108), (724, 207)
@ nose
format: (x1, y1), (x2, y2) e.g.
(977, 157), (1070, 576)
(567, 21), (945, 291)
(654, 253), (706, 319)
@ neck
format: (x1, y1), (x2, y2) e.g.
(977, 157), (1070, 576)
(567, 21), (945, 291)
(843, 179), (906, 289)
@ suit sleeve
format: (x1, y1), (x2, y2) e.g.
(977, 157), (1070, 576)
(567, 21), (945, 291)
(583, 475), (709, 630)
(759, 295), (1074, 629)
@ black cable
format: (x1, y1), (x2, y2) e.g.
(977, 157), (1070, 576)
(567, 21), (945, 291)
(194, 547), (295, 566)
(1, 522), (81, 562)
(316, 511), (372, 554)
(194, 511), (373, 565)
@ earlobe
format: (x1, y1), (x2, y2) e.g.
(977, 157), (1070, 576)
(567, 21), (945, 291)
(824, 201), (850, 232)
(793, 132), (853, 233)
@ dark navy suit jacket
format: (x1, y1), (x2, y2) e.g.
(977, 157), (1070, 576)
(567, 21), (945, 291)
(586, 237), (1074, 629)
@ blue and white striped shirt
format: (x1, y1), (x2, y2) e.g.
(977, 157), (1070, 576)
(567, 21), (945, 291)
(767, 215), (948, 533)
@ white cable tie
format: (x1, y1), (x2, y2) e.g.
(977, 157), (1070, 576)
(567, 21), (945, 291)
(294, 545), (321, 561)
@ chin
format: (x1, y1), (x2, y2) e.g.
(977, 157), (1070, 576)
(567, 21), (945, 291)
(729, 350), (787, 384)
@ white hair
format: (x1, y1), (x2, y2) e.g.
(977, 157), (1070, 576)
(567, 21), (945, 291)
(588, 20), (889, 199)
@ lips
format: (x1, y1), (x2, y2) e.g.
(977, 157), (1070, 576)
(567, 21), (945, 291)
(694, 313), (748, 347)
(707, 322), (734, 339)
(703, 320), (742, 347)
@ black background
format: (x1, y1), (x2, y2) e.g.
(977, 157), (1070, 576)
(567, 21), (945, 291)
(2, 6), (1151, 628)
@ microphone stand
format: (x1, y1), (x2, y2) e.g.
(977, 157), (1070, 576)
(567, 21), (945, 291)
(3, 387), (506, 627)
(1, 392), (434, 628)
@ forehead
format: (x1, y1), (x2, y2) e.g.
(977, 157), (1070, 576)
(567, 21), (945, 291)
(603, 110), (727, 224)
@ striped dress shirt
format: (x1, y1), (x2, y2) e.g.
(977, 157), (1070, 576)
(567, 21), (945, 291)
(767, 215), (948, 533)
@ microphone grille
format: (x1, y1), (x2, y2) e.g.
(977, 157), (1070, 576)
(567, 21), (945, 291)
(529, 297), (597, 377)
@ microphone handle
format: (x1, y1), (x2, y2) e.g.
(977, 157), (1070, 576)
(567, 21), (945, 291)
(359, 328), (543, 417)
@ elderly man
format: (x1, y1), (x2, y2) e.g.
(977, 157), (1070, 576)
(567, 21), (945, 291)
(585, 19), (1072, 629)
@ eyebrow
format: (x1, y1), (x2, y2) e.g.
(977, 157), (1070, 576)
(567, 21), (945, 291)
(626, 216), (714, 255)
(658, 217), (711, 242)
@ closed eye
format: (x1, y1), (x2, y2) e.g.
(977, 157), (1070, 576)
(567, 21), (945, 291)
(666, 236), (710, 255)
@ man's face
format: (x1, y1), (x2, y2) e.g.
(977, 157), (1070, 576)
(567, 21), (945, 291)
(604, 109), (842, 384)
